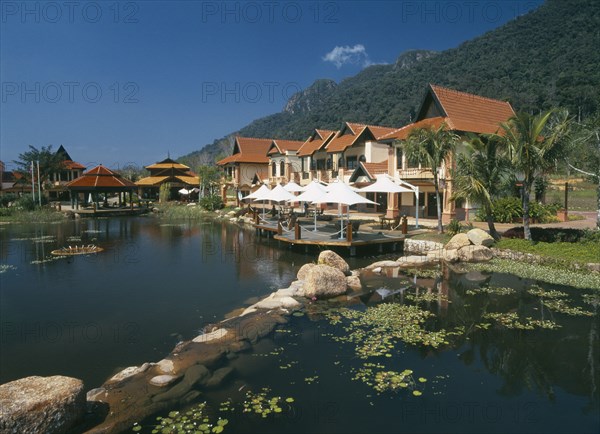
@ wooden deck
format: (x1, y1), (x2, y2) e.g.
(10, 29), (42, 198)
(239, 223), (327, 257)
(254, 218), (405, 255)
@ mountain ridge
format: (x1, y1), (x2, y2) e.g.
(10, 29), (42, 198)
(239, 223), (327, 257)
(178, 0), (600, 167)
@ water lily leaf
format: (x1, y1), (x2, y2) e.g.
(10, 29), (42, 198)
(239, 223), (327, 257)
(418, 377), (427, 383)
(412, 390), (422, 396)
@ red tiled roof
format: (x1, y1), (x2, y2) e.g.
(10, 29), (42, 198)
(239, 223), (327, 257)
(378, 117), (448, 141)
(217, 137), (272, 165)
(66, 165), (137, 189)
(361, 162), (389, 178)
(297, 130), (337, 157)
(62, 160), (86, 170)
(326, 122), (397, 153)
(267, 139), (304, 155)
(430, 84), (515, 134)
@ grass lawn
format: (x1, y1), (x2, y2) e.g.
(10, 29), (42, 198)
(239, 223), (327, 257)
(495, 238), (600, 265)
(546, 178), (597, 211)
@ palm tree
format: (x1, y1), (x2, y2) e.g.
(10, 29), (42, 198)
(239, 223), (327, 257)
(452, 134), (509, 240)
(498, 111), (570, 240)
(403, 123), (460, 233)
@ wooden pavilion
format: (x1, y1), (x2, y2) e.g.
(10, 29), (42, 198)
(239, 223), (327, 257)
(66, 165), (137, 210)
(135, 158), (199, 200)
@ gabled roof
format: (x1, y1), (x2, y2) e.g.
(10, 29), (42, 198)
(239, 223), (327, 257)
(349, 161), (390, 182)
(146, 158), (190, 171)
(326, 122), (395, 153)
(378, 117), (448, 141)
(267, 139), (304, 156)
(216, 137), (273, 165)
(67, 165), (137, 190)
(56, 145), (72, 161)
(297, 129), (337, 157)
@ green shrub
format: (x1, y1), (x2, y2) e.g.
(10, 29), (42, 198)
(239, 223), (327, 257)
(446, 219), (463, 236)
(13, 194), (48, 211)
(477, 197), (564, 223)
(199, 195), (223, 211)
(0, 193), (18, 207)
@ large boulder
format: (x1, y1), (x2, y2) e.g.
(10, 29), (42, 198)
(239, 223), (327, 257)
(442, 248), (460, 263)
(397, 255), (437, 267)
(346, 275), (362, 291)
(403, 239), (444, 254)
(457, 245), (493, 262)
(304, 265), (347, 299)
(297, 263), (316, 280)
(0, 375), (85, 434)
(317, 250), (350, 275)
(467, 228), (495, 247)
(445, 233), (471, 250)
(365, 260), (400, 269)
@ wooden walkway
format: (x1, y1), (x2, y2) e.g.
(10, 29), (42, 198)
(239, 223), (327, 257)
(254, 218), (405, 256)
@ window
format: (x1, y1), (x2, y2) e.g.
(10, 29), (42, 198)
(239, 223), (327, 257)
(346, 156), (358, 170)
(326, 157), (332, 170)
(316, 159), (326, 170)
(272, 163), (276, 176)
(338, 157), (344, 169)
(396, 147), (403, 169)
(280, 161), (285, 177)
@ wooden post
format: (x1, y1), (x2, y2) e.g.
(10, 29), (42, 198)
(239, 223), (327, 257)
(277, 221), (282, 235)
(295, 223), (301, 240)
(401, 215), (408, 234)
(346, 222), (353, 242)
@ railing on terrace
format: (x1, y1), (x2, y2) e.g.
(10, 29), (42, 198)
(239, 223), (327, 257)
(397, 168), (433, 179)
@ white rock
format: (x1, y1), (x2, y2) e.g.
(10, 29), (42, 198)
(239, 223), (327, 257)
(157, 359), (175, 374)
(404, 239), (444, 254)
(107, 363), (153, 383)
(193, 328), (228, 343)
(467, 228), (495, 247)
(458, 245), (493, 262)
(149, 375), (179, 387)
(366, 260), (399, 269)
(446, 233), (471, 250)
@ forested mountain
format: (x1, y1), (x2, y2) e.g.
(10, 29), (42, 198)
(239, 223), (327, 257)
(179, 0), (600, 167)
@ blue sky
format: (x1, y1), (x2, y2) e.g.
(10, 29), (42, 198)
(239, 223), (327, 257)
(1, 0), (542, 170)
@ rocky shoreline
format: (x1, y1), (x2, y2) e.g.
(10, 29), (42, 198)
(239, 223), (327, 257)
(1, 219), (597, 434)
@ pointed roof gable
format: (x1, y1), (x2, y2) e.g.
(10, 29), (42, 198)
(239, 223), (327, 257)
(297, 129), (337, 157)
(326, 122), (395, 153)
(56, 145), (72, 161)
(418, 84), (515, 133)
(216, 137), (272, 165)
(378, 117), (448, 141)
(348, 161), (389, 183)
(267, 139), (304, 155)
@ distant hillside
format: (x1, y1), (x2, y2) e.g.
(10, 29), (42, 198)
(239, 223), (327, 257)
(178, 0), (600, 167)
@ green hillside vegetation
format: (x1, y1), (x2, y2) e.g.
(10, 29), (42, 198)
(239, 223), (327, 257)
(179, 0), (600, 167)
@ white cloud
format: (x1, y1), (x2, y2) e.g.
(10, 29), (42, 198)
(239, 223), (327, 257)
(322, 44), (373, 69)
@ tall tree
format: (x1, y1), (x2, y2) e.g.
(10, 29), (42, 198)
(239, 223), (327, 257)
(452, 134), (510, 240)
(498, 111), (571, 240)
(13, 145), (64, 189)
(403, 123), (460, 233)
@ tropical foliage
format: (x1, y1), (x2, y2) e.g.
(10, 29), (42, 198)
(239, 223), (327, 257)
(452, 135), (509, 239)
(13, 145), (64, 189)
(403, 123), (459, 233)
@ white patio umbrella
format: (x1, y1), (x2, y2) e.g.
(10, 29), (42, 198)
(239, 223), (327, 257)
(313, 180), (378, 239)
(263, 184), (296, 203)
(358, 174), (419, 228)
(245, 184), (271, 219)
(283, 181), (303, 193)
(291, 181), (328, 231)
(178, 188), (190, 195)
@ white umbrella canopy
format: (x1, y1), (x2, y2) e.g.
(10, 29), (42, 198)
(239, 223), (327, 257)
(289, 181), (328, 231)
(283, 181), (303, 193)
(178, 188), (190, 195)
(263, 184), (296, 203)
(358, 174), (413, 193)
(313, 180), (378, 238)
(316, 180), (378, 206)
(244, 184), (271, 201)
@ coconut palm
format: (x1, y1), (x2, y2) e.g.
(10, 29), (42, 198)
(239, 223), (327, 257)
(498, 110), (570, 240)
(403, 123), (460, 233)
(452, 134), (509, 240)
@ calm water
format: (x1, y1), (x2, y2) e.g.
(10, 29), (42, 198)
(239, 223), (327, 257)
(0, 217), (598, 433)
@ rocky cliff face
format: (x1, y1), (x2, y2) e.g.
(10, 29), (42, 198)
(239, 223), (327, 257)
(393, 50), (438, 71)
(283, 79), (337, 115)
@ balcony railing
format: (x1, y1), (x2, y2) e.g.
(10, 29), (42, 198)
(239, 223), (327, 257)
(397, 168), (433, 179)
